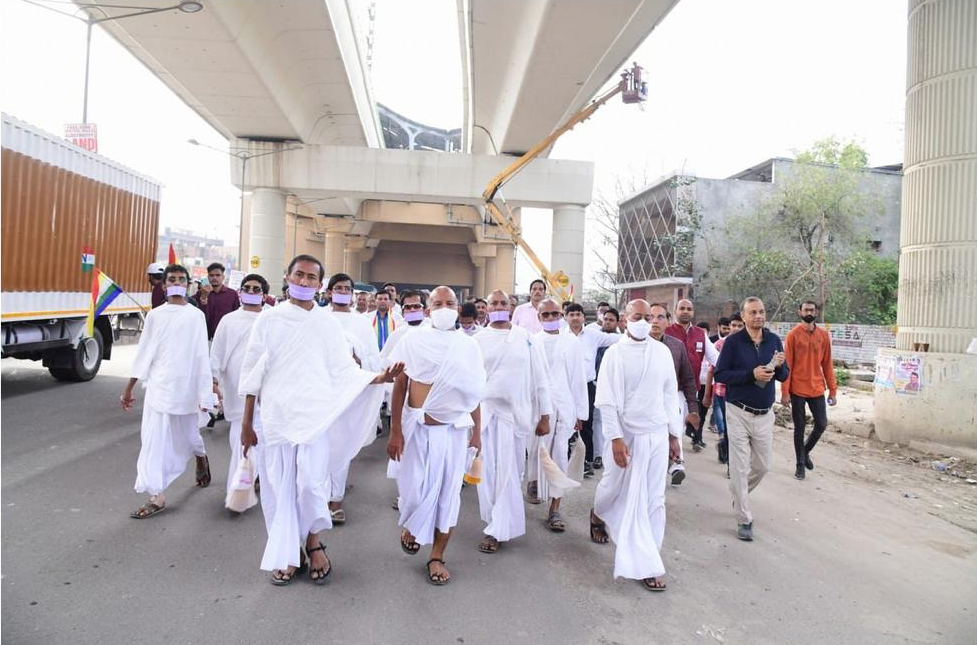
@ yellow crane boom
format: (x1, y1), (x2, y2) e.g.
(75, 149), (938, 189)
(481, 62), (647, 301)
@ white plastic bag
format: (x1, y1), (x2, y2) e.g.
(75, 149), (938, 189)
(224, 447), (258, 513)
(567, 431), (586, 483)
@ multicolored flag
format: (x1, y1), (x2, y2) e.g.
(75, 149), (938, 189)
(168, 243), (178, 266)
(81, 245), (95, 272)
(86, 268), (123, 337)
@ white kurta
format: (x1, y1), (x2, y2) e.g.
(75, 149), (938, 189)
(593, 335), (682, 580)
(210, 308), (261, 501)
(474, 325), (552, 541)
(528, 330), (588, 500)
(238, 302), (384, 571)
(131, 302), (211, 495)
(388, 326), (486, 545)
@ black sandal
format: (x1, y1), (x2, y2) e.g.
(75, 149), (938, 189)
(426, 558), (449, 586)
(642, 577), (666, 592)
(477, 536), (500, 554)
(270, 552), (307, 586)
(306, 542), (331, 585)
(195, 455), (211, 488)
(590, 509), (609, 544)
(400, 529), (420, 555)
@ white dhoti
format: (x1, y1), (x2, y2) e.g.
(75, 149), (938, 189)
(329, 466), (349, 503)
(594, 430), (669, 580)
(256, 431), (332, 571)
(527, 413), (574, 501)
(397, 408), (468, 545)
(134, 406), (206, 496)
(477, 416), (525, 542)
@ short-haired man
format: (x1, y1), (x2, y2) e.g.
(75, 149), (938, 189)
(147, 262), (166, 309)
(459, 302), (479, 336)
(590, 299), (682, 592)
(473, 298), (489, 327)
(586, 302), (611, 331)
(512, 278), (547, 333)
(591, 307), (621, 469)
(711, 317), (731, 343)
(665, 299), (719, 453)
(382, 282), (403, 320)
(703, 313), (745, 464)
(369, 290), (400, 353)
(191, 262), (239, 340)
(649, 304), (699, 485)
(355, 291), (369, 314)
(121, 264), (212, 519)
(714, 297), (788, 542)
(210, 273), (269, 510)
(528, 299), (589, 531)
(564, 302), (620, 477)
(781, 300), (837, 480)
(323, 272), (383, 525)
(387, 286), (486, 585)
(240, 255), (402, 585)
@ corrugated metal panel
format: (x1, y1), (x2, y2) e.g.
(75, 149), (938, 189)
(1, 291), (150, 320)
(1, 114), (161, 302)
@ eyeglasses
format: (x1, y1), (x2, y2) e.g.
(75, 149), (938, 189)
(240, 285), (264, 294)
(539, 311), (561, 319)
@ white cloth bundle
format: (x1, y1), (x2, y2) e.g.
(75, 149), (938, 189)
(225, 446), (258, 512)
(567, 431), (586, 483)
(538, 443), (580, 499)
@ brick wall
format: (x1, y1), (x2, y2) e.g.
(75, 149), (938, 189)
(767, 322), (897, 366)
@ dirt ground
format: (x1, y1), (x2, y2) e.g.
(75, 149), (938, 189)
(769, 386), (977, 535)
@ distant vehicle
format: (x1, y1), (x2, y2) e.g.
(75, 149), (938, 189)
(1, 113), (160, 381)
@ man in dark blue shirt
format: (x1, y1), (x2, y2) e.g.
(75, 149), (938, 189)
(714, 297), (788, 542)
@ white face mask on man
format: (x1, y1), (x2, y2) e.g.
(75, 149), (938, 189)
(627, 319), (652, 340)
(430, 307), (458, 330)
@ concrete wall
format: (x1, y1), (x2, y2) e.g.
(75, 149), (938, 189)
(768, 322), (897, 366)
(369, 240), (474, 289)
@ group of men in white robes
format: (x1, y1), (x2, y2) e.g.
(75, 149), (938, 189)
(121, 258), (719, 593)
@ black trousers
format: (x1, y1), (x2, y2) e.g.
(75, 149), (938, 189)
(685, 385), (709, 443)
(582, 381), (597, 462)
(790, 394), (828, 465)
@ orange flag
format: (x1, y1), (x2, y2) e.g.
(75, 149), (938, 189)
(168, 243), (178, 265)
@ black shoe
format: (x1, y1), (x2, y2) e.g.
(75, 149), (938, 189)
(692, 442), (702, 453)
(717, 442), (728, 464)
(593, 457), (603, 470)
(737, 523), (754, 541)
(205, 413), (217, 429)
(805, 456), (814, 471)
(685, 426), (695, 439)
(794, 465), (806, 480)
(584, 462), (594, 479)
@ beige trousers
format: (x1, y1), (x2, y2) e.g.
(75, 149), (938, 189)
(726, 403), (774, 525)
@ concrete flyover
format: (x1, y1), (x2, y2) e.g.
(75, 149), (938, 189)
(874, 0), (977, 455)
(90, 0), (682, 296)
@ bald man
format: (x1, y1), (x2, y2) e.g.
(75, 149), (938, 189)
(590, 300), (682, 592)
(387, 286), (486, 585)
(472, 290), (553, 554)
(528, 298), (588, 532)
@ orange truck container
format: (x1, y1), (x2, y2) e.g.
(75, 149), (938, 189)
(1, 113), (160, 380)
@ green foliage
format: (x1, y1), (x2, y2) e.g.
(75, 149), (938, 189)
(794, 136), (868, 170)
(835, 367), (851, 386)
(824, 251), (899, 324)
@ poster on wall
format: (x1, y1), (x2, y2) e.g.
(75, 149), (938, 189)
(876, 355), (922, 394)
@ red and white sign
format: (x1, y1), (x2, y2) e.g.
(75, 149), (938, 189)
(65, 123), (98, 153)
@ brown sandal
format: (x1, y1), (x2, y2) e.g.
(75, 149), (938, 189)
(130, 501), (166, 519)
(477, 536), (500, 554)
(426, 558), (450, 586)
(642, 577), (666, 592)
(195, 455), (211, 487)
(590, 509), (609, 544)
(400, 529), (420, 555)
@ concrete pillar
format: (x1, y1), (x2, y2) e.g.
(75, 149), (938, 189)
(249, 188), (287, 294)
(323, 231), (345, 279)
(473, 260), (486, 298)
(484, 256), (498, 294)
(344, 248), (361, 280)
(551, 204), (586, 300)
(494, 243), (516, 295)
(875, 0), (977, 454)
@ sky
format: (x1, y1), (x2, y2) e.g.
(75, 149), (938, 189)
(0, 0), (907, 290)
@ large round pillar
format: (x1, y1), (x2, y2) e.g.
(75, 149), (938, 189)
(473, 261), (486, 298)
(323, 231), (345, 279)
(344, 248), (361, 280)
(494, 244), (516, 295)
(249, 188), (287, 294)
(551, 204), (586, 300)
(875, 0), (977, 452)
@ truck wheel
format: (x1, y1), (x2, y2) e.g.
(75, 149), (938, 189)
(49, 329), (104, 382)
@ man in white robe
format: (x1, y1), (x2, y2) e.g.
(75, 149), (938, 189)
(591, 299), (682, 592)
(121, 264), (212, 519)
(387, 286), (486, 585)
(210, 273), (267, 510)
(239, 255), (402, 585)
(323, 272), (383, 525)
(528, 298), (588, 532)
(473, 290), (552, 553)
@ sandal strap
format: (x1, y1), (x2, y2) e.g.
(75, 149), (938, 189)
(306, 542), (327, 554)
(427, 558), (445, 567)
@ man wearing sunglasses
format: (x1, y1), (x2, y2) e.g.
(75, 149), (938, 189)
(210, 274), (270, 512)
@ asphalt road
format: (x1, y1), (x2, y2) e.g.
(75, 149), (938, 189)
(2, 348), (975, 645)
